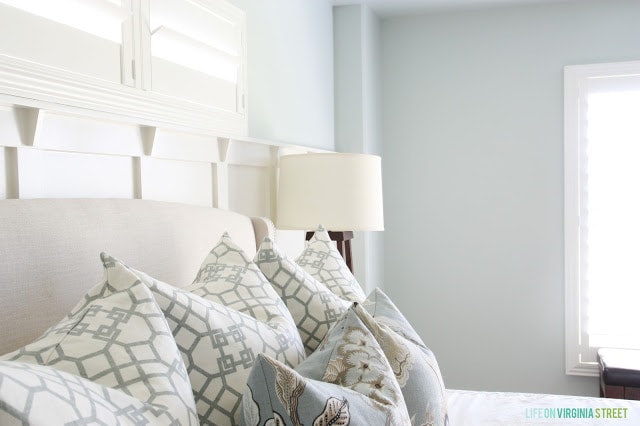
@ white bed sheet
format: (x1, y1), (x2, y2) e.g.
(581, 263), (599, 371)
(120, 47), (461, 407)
(447, 389), (640, 425)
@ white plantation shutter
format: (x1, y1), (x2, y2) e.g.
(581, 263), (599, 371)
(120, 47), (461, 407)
(565, 62), (640, 375)
(149, 0), (245, 112)
(0, 0), (246, 134)
(0, 0), (128, 84)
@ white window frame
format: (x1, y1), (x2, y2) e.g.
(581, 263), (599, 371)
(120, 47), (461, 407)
(0, 0), (246, 136)
(564, 60), (640, 376)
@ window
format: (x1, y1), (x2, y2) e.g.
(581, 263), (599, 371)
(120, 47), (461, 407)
(565, 61), (640, 376)
(0, 0), (246, 135)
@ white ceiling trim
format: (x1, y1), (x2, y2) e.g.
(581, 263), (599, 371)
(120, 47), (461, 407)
(329, 0), (582, 17)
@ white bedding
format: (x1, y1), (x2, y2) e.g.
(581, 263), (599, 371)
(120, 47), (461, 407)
(447, 389), (640, 425)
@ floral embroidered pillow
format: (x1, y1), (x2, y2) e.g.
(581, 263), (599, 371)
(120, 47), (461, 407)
(363, 287), (426, 348)
(354, 301), (449, 425)
(241, 305), (411, 425)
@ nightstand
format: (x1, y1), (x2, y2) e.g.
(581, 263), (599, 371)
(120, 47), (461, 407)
(598, 348), (640, 400)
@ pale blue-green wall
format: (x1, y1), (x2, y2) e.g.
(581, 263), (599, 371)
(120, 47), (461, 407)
(333, 5), (384, 292)
(228, 0), (335, 150)
(228, 0), (640, 395)
(381, 0), (640, 396)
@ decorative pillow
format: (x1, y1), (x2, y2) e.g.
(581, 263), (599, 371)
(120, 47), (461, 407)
(108, 255), (305, 426)
(353, 301), (449, 425)
(254, 237), (351, 354)
(0, 258), (199, 425)
(296, 225), (366, 302)
(241, 306), (411, 425)
(187, 232), (303, 355)
(0, 361), (190, 425)
(363, 287), (426, 348)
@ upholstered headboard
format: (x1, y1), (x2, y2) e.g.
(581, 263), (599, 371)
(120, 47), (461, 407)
(0, 198), (274, 356)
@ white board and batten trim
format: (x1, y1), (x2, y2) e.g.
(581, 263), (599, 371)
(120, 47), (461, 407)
(0, 103), (315, 258)
(0, 0), (322, 256)
(0, 102), (325, 214)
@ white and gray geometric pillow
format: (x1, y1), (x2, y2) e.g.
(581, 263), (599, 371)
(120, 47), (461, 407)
(296, 225), (366, 302)
(0, 361), (190, 425)
(242, 305), (412, 425)
(108, 255), (305, 426)
(353, 301), (450, 426)
(187, 232), (303, 358)
(254, 237), (351, 355)
(0, 256), (199, 425)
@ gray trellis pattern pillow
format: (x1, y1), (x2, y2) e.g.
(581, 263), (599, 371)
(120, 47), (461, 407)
(241, 306), (411, 426)
(0, 361), (189, 425)
(110, 256), (306, 425)
(1, 256), (199, 425)
(254, 237), (351, 355)
(353, 302), (450, 426)
(187, 232), (303, 358)
(296, 225), (366, 302)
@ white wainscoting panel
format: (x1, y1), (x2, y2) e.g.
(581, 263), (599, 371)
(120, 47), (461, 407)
(140, 157), (213, 207)
(228, 164), (271, 217)
(0, 148), (7, 199)
(150, 129), (220, 162)
(32, 111), (145, 156)
(0, 96), (326, 260)
(17, 148), (134, 199)
(0, 147), (17, 199)
(227, 139), (273, 166)
(0, 106), (21, 147)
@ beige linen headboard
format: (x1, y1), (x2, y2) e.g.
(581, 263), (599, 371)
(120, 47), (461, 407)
(0, 198), (274, 356)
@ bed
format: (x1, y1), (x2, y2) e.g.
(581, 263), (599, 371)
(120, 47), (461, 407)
(1, 198), (640, 425)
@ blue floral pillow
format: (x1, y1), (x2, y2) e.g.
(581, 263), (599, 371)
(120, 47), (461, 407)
(241, 305), (411, 425)
(356, 298), (449, 425)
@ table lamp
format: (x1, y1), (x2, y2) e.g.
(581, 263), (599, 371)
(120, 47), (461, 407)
(276, 153), (384, 272)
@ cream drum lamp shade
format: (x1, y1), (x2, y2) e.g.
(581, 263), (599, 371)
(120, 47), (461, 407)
(276, 153), (384, 231)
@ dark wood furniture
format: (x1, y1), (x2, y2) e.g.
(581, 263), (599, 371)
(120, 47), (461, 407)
(598, 348), (640, 400)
